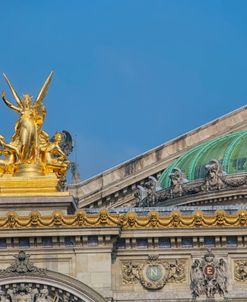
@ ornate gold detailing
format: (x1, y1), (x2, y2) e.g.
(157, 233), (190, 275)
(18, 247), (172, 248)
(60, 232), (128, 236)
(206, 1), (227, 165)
(0, 73), (70, 194)
(0, 209), (245, 229)
(234, 260), (247, 281)
(122, 255), (186, 290)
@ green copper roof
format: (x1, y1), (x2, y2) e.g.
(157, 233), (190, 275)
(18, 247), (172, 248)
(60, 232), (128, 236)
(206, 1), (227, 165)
(159, 130), (247, 188)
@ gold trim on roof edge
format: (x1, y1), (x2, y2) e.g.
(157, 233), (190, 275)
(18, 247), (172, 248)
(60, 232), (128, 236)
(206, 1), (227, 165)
(0, 209), (247, 229)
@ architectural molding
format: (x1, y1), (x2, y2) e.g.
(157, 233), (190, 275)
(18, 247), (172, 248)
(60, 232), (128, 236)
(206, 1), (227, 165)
(0, 209), (247, 229)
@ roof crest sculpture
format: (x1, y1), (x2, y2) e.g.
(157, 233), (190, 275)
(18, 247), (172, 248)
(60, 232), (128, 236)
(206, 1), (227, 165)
(0, 73), (72, 195)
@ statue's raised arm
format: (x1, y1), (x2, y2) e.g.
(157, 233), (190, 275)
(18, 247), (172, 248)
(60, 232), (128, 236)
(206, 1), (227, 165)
(1, 91), (21, 113)
(3, 73), (23, 109)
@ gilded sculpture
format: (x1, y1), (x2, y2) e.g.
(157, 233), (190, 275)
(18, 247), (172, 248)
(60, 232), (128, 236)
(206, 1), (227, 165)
(0, 72), (70, 187)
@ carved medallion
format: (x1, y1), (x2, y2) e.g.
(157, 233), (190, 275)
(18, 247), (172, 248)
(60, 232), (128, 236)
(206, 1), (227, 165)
(145, 264), (164, 281)
(139, 256), (168, 290)
(122, 255), (185, 290)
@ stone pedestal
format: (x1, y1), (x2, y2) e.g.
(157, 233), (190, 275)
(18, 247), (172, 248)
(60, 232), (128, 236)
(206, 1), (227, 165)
(0, 173), (67, 196)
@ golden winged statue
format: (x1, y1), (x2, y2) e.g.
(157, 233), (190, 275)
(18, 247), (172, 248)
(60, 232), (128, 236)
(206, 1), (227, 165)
(0, 72), (70, 182)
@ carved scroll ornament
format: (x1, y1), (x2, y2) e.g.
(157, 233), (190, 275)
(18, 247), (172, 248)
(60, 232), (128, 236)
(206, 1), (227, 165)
(122, 255), (185, 290)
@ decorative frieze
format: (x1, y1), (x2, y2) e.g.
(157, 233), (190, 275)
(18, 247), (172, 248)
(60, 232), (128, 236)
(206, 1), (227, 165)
(0, 209), (245, 229)
(0, 283), (78, 302)
(122, 255), (186, 290)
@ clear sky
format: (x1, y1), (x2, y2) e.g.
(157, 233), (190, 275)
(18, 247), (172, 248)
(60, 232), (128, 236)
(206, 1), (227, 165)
(0, 0), (247, 180)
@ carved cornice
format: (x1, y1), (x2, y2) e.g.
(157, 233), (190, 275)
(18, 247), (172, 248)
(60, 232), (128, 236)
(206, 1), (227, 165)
(0, 209), (247, 229)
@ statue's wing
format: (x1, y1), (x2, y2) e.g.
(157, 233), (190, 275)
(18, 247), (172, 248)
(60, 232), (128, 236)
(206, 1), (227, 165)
(3, 73), (23, 108)
(137, 185), (148, 200)
(34, 71), (54, 106)
(148, 176), (162, 191)
(51, 130), (73, 156)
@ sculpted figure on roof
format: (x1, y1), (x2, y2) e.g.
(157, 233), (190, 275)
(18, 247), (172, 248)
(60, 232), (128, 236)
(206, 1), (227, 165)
(0, 72), (71, 181)
(1, 73), (51, 164)
(204, 159), (225, 191)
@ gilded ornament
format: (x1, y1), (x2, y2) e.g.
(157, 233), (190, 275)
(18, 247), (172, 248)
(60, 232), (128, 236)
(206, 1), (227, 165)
(0, 209), (244, 229)
(29, 211), (41, 227)
(0, 73), (71, 195)
(75, 210), (86, 226)
(99, 209), (109, 225)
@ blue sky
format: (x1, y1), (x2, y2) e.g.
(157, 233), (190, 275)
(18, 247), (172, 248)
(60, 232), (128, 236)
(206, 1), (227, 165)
(0, 1), (247, 180)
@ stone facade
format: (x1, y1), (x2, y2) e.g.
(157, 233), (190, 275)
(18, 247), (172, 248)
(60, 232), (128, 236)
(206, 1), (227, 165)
(0, 206), (246, 301)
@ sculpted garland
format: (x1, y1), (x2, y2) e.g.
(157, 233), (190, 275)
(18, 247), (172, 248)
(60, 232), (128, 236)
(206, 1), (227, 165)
(0, 73), (69, 179)
(0, 209), (246, 229)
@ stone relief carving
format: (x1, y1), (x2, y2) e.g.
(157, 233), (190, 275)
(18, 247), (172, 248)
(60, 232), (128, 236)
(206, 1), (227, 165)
(234, 260), (247, 281)
(0, 283), (77, 302)
(122, 255), (185, 290)
(190, 249), (227, 299)
(0, 251), (46, 276)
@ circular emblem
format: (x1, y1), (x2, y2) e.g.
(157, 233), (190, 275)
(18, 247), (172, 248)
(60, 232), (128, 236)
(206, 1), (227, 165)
(203, 264), (215, 277)
(140, 263), (167, 289)
(146, 265), (163, 282)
